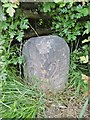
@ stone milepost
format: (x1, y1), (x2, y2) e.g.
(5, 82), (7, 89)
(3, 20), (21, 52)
(22, 35), (70, 92)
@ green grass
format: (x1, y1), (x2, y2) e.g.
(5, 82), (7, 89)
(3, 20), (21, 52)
(79, 97), (88, 118)
(0, 52), (88, 118)
(0, 71), (46, 118)
(68, 70), (88, 95)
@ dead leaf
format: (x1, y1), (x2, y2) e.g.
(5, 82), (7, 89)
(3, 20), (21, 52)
(88, 77), (90, 95)
(80, 55), (88, 63)
(10, 0), (19, 5)
(81, 74), (88, 84)
(83, 92), (88, 97)
(82, 39), (90, 43)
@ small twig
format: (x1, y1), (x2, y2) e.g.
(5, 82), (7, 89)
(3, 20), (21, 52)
(75, 39), (79, 50)
(79, 97), (88, 118)
(29, 23), (39, 37)
(7, 17), (14, 54)
(7, 38), (13, 54)
(19, 41), (23, 78)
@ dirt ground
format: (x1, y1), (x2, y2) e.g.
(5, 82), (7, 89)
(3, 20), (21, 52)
(43, 87), (89, 118)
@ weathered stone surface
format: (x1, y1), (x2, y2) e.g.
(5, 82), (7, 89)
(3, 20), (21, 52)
(22, 35), (70, 92)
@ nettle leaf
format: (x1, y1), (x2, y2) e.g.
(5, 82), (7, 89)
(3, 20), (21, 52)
(6, 6), (15, 17)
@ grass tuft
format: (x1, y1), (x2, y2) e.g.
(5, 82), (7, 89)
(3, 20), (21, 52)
(1, 71), (46, 118)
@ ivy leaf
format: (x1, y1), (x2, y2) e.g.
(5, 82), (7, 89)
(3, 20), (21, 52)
(6, 6), (15, 17)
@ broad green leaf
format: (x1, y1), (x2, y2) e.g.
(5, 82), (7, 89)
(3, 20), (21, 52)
(3, 3), (18, 8)
(2, 3), (10, 7)
(16, 31), (24, 42)
(0, 13), (6, 21)
(6, 6), (15, 17)
(78, 8), (89, 16)
(1, 0), (9, 3)
(20, 22), (29, 30)
(18, 56), (24, 65)
(9, 31), (16, 38)
(12, 4), (18, 8)
(43, 3), (55, 12)
(53, 0), (63, 3)
(12, 58), (18, 65)
(83, 29), (89, 35)
(43, 4), (51, 12)
(83, 8), (89, 16)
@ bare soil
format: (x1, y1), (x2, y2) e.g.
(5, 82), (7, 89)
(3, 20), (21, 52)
(43, 87), (89, 118)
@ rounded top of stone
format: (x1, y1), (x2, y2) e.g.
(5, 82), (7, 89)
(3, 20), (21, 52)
(28, 35), (64, 40)
(23, 35), (68, 47)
